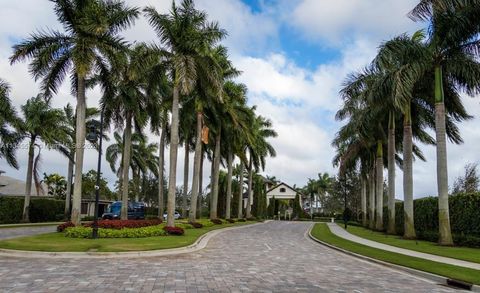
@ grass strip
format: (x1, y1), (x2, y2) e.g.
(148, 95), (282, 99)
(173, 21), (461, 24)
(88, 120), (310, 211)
(0, 220), (256, 252)
(310, 223), (480, 285)
(339, 224), (480, 264)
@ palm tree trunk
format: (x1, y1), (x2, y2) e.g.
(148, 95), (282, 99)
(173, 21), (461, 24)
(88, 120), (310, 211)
(197, 152), (203, 219)
(22, 136), (35, 222)
(246, 156), (253, 218)
(134, 168), (140, 202)
(71, 74), (86, 226)
(387, 112), (396, 234)
(121, 113), (132, 220)
(361, 175), (367, 227)
(403, 105), (416, 239)
(167, 86), (180, 227)
(64, 154), (74, 219)
(375, 141), (384, 231)
(238, 162), (244, 218)
(226, 152), (233, 219)
(210, 129), (221, 219)
(369, 166), (375, 230)
(435, 65), (453, 245)
(189, 112), (202, 222)
(182, 140), (189, 218)
(157, 123), (166, 218)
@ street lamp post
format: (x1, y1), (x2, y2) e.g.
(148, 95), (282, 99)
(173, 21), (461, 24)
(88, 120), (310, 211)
(86, 109), (104, 239)
(343, 175), (348, 229)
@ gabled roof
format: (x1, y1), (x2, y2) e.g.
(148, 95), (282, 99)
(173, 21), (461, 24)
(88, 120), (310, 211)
(266, 182), (304, 196)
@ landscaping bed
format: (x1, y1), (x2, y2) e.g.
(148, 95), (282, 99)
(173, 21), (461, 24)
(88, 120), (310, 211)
(310, 223), (480, 285)
(0, 219), (257, 252)
(339, 224), (480, 264)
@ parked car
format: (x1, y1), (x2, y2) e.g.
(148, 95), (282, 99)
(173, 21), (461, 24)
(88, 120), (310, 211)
(102, 201), (145, 220)
(163, 211), (181, 220)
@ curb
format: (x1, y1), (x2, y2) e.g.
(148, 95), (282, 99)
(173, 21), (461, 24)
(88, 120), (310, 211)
(0, 221), (267, 259)
(307, 224), (480, 292)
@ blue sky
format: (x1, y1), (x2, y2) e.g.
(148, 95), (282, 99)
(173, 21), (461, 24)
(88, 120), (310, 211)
(1, 0), (480, 199)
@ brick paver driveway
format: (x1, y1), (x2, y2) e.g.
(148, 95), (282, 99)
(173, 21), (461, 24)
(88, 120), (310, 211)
(0, 221), (457, 292)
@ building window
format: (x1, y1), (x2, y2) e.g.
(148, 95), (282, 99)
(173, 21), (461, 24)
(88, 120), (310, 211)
(81, 203), (88, 214)
(280, 187), (286, 192)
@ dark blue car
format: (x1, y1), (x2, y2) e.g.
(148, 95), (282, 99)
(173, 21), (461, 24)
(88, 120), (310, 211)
(102, 201), (145, 220)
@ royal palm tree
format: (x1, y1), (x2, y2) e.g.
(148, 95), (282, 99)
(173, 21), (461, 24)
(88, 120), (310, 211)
(18, 96), (68, 222)
(60, 104), (103, 218)
(10, 0), (139, 225)
(145, 0), (225, 227)
(0, 78), (21, 169)
(245, 115), (277, 218)
(407, 0), (480, 244)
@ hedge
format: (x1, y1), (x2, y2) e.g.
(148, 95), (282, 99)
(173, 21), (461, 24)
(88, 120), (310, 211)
(65, 225), (167, 238)
(0, 197), (65, 224)
(382, 192), (480, 247)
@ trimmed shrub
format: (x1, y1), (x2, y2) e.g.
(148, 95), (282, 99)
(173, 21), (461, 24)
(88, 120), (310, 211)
(81, 216), (95, 221)
(210, 218), (223, 225)
(163, 226), (185, 235)
(57, 221), (75, 232)
(65, 225), (167, 238)
(196, 219), (215, 227)
(0, 197), (65, 224)
(237, 218), (246, 222)
(382, 193), (480, 247)
(246, 217), (257, 221)
(226, 218), (235, 223)
(189, 221), (203, 228)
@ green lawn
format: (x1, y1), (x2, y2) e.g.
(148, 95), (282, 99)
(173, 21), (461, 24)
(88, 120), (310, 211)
(0, 221), (256, 252)
(341, 224), (480, 264)
(310, 223), (480, 285)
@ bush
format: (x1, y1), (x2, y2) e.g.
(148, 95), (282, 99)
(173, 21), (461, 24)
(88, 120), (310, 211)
(65, 225), (167, 238)
(196, 219), (215, 227)
(237, 218), (246, 222)
(226, 218), (235, 223)
(382, 192), (480, 247)
(189, 221), (203, 228)
(163, 226), (185, 235)
(81, 216), (95, 221)
(246, 217), (257, 221)
(210, 218), (223, 225)
(145, 215), (160, 220)
(0, 197), (65, 224)
(83, 219), (163, 229)
(57, 221), (75, 232)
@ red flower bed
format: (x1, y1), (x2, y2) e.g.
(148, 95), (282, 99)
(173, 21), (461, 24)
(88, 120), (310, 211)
(84, 219), (163, 229)
(163, 226), (185, 235)
(57, 219), (163, 232)
(57, 221), (75, 232)
(189, 221), (203, 228)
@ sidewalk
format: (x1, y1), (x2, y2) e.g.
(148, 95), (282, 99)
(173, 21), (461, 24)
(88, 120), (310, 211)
(327, 223), (480, 271)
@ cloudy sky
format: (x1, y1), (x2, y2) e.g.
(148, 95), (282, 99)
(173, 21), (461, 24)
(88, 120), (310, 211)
(1, 0), (480, 199)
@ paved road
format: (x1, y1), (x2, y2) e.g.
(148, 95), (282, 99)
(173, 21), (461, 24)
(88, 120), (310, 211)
(328, 222), (480, 270)
(0, 221), (457, 292)
(0, 225), (57, 240)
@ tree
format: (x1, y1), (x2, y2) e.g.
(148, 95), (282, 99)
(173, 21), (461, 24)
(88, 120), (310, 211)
(18, 96), (68, 222)
(82, 170), (115, 200)
(10, 0), (139, 225)
(452, 163), (479, 194)
(43, 173), (67, 199)
(60, 104), (103, 218)
(0, 78), (21, 169)
(145, 0), (225, 227)
(408, 0), (480, 245)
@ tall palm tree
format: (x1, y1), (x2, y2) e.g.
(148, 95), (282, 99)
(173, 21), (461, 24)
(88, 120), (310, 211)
(18, 96), (68, 222)
(10, 0), (139, 225)
(407, 1), (480, 244)
(60, 104), (103, 218)
(145, 0), (225, 227)
(100, 44), (161, 219)
(245, 115), (277, 218)
(0, 78), (21, 169)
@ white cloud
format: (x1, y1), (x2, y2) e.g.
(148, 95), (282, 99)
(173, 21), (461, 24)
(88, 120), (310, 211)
(291, 0), (421, 45)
